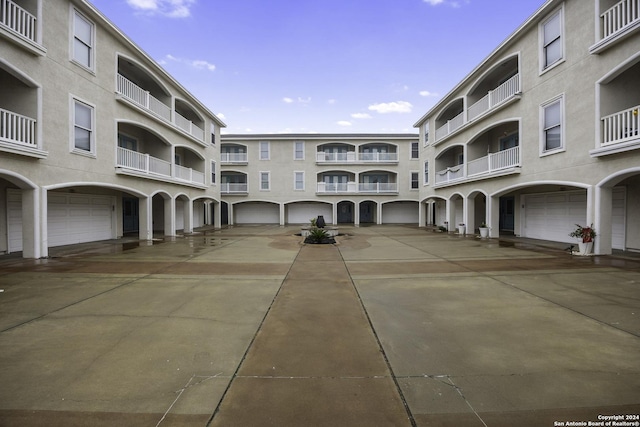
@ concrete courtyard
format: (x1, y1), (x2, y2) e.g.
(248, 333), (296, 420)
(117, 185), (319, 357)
(0, 225), (639, 426)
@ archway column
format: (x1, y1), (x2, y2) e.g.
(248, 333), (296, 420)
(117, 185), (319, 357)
(332, 203), (338, 225)
(466, 195), (475, 234)
(21, 188), (40, 259)
(488, 195), (499, 238)
(183, 198), (193, 234)
(279, 203), (285, 226)
(354, 201), (360, 226)
(165, 197), (175, 236)
(139, 196), (153, 241)
(595, 186), (612, 255)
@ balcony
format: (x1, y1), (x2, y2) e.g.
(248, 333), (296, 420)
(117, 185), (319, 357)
(116, 74), (205, 142)
(467, 146), (520, 176)
(317, 182), (358, 193)
(601, 0), (640, 39)
(316, 148), (398, 164)
(116, 147), (205, 186)
(1, 107), (36, 148)
(316, 151), (357, 163)
(435, 73), (520, 142)
(358, 182), (398, 193)
(435, 166), (464, 185)
(1, 0), (35, 43)
(221, 151), (248, 164)
(601, 105), (639, 145)
(221, 182), (248, 194)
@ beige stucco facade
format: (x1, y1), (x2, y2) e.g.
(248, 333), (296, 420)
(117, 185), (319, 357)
(0, 0), (224, 258)
(414, 0), (640, 254)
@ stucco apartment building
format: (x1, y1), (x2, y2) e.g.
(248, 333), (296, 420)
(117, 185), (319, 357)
(1, 0), (639, 258)
(0, 0), (225, 258)
(414, 0), (640, 255)
(219, 134), (421, 226)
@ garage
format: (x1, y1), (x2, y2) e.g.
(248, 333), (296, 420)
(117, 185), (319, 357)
(382, 201), (419, 224)
(522, 191), (586, 243)
(47, 192), (115, 247)
(286, 202), (332, 224)
(233, 202), (280, 224)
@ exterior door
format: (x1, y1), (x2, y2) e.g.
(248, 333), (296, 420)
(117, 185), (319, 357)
(499, 196), (515, 232)
(337, 201), (354, 223)
(122, 197), (139, 233)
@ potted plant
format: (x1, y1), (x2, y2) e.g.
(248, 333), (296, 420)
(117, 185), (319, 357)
(569, 224), (596, 255)
(479, 222), (489, 238)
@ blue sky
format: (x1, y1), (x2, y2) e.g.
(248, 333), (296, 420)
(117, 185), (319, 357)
(89, 0), (544, 134)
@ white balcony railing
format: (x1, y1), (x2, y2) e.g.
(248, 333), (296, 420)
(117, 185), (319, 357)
(116, 147), (204, 185)
(601, 0), (640, 39)
(221, 182), (248, 193)
(435, 166), (464, 184)
(358, 182), (398, 193)
(175, 111), (204, 141)
(316, 152), (357, 163)
(358, 152), (398, 162)
(117, 74), (172, 122)
(468, 146), (520, 176)
(602, 105), (640, 145)
(435, 73), (520, 142)
(0, 108), (36, 148)
(317, 182), (355, 193)
(435, 111), (464, 141)
(221, 152), (248, 163)
(1, 0), (36, 42)
(468, 74), (520, 121)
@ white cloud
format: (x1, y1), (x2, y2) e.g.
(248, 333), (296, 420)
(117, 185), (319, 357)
(419, 90), (439, 97)
(126, 0), (196, 18)
(283, 97), (311, 104)
(337, 121), (352, 127)
(283, 97), (294, 103)
(327, 99), (337, 105)
(423, 0), (465, 7)
(368, 101), (413, 114)
(165, 54), (215, 71)
(423, 0), (444, 5)
(351, 113), (372, 119)
(216, 112), (226, 120)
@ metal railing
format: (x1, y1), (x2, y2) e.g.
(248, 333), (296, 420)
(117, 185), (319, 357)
(175, 111), (204, 141)
(468, 74), (520, 121)
(117, 147), (204, 185)
(1, 0), (36, 42)
(316, 152), (357, 162)
(0, 107), (36, 147)
(358, 152), (398, 162)
(358, 182), (398, 193)
(221, 182), (248, 193)
(601, 105), (640, 145)
(601, 0), (640, 39)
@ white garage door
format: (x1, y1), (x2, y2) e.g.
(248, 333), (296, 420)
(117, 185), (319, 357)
(234, 202), (280, 224)
(48, 193), (114, 247)
(287, 203), (332, 224)
(522, 191), (586, 243)
(382, 202), (419, 224)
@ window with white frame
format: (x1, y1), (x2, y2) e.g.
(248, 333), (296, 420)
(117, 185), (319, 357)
(294, 141), (305, 160)
(424, 125), (429, 146)
(210, 160), (216, 185)
(541, 95), (564, 154)
(411, 171), (419, 189)
(72, 9), (94, 70)
(71, 97), (95, 155)
(294, 171), (304, 190)
(411, 142), (419, 159)
(540, 7), (564, 72)
(260, 171), (270, 190)
(259, 141), (270, 160)
(423, 161), (429, 184)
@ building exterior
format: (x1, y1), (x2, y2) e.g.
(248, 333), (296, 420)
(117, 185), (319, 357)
(0, 0), (225, 258)
(219, 134), (420, 226)
(414, 0), (640, 255)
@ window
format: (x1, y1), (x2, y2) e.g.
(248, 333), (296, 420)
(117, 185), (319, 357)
(411, 172), (419, 189)
(540, 8), (563, 72)
(294, 141), (304, 160)
(423, 161), (429, 184)
(424, 126), (429, 146)
(72, 9), (94, 70)
(294, 171), (304, 190)
(259, 141), (270, 160)
(211, 161), (216, 185)
(541, 95), (564, 154)
(411, 142), (419, 159)
(118, 134), (137, 151)
(71, 98), (95, 155)
(260, 171), (270, 190)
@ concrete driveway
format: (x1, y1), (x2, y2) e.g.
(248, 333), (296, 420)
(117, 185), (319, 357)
(0, 225), (639, 426)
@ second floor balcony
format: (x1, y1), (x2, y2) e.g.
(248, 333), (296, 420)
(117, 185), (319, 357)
(1, 107), (36, 150)
(316, 143), (399, 164)
(221, 172), (248, 194)
(600, 0), (640, 40)
(316, 171), (398, 194)
(1, 0), (37, 44)
(116, 146), (205, 187)
(220, 144), (248, 164)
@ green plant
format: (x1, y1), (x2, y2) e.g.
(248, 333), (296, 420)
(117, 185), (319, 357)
(438, 225), (447, 232)
(569, 224), (596, 243)
(480, 222), (488, 228)
(309, 218), (317, 227)
(307, 227), (329, 243)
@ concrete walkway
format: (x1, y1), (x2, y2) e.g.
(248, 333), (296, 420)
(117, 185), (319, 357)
(0, 225), (639, 426)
